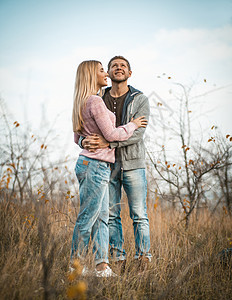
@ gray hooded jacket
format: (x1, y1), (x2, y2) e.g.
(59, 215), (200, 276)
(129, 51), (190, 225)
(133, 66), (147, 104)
(103, 85), (150, 171)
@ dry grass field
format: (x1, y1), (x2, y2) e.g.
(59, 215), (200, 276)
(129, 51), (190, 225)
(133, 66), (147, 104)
(0, 192), (231, 300)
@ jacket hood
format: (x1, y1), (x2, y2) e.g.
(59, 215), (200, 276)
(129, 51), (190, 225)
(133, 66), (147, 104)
(103, 85), (142, 97)
(128, 85), (142, 97)
(102, 85), (143, 125)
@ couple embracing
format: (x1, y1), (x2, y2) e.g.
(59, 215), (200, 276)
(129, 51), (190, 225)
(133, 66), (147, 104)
(70, 56), (151, 277)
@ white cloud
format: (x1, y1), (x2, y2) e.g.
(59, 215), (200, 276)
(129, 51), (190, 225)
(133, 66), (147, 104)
(151, 26), (232, 79)
(0, 26), (231, 152)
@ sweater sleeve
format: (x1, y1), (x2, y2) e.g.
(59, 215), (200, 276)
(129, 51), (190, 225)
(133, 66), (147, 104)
(90, 96), (138, 142)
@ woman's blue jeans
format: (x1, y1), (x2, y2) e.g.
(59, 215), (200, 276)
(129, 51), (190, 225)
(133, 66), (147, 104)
(71, 156), (111, 266)
(109, 163), (151, 261)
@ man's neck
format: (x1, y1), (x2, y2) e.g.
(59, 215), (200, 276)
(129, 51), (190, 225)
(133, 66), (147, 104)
(110, 82), (129, 98)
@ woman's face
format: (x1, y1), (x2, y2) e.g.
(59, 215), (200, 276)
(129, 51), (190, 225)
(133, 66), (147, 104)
(96, 63), (108, 89)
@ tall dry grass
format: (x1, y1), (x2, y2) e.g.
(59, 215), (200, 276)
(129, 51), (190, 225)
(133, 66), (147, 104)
(0, 191), (231, 300)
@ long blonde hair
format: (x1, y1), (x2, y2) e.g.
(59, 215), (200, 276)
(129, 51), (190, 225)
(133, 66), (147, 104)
(72, 60), (102, 132)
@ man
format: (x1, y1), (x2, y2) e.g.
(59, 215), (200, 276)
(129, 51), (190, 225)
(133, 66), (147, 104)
(80, 56), (152, 269)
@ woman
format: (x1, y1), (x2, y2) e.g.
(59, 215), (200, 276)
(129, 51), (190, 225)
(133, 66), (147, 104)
(71, 60), (147, 277)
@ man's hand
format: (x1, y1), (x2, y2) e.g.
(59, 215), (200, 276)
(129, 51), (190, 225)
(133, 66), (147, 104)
(82, 134), (109, 152)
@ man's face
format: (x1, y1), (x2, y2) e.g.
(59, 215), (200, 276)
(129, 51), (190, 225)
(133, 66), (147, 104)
(108, 59), (132, 83)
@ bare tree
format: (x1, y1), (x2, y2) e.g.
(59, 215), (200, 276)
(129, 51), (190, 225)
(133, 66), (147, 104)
(200, 129), (232, 215)
(146, 82), (231, 227)
(0, 99), (75, 204)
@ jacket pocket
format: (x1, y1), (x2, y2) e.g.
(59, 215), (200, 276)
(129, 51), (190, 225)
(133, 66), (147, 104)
(123, 141), (145, 160)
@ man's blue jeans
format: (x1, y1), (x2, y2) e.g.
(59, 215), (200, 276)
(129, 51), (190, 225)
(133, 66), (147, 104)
(71, 156), (111, 266)
(109, 162), (151, 261)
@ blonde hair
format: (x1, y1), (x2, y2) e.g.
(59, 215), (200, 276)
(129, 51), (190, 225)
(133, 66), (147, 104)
(72, 60), (102, 132)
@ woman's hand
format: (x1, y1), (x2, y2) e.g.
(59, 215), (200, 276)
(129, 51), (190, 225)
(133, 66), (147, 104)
(131, 116), (148, 128)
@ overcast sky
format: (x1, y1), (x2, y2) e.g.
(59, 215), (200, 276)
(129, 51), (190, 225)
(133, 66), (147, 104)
(0, 0), (231, 158)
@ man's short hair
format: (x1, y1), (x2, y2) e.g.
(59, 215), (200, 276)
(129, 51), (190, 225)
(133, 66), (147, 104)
(108, 56), (131, 71)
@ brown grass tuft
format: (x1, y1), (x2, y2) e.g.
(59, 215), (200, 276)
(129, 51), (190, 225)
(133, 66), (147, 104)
(0, 194), (231, 299)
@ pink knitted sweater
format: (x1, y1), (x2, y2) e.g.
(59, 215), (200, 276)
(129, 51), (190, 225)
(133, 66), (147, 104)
(74, 95), (137, 163)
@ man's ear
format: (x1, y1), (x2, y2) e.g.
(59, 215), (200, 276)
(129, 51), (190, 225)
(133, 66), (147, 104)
(129, 70), (132, 77)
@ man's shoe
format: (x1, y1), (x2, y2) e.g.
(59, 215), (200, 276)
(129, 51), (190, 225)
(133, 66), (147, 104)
(112, 260), (126, 275)
(94, 265), (118, 277)
(138, 256), (150, 273)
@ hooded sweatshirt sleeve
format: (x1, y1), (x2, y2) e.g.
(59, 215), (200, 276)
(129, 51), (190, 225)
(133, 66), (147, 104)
(109, 94), (149, 148)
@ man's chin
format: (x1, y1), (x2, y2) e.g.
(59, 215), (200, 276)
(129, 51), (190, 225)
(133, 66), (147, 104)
(111, 78), (127, 83)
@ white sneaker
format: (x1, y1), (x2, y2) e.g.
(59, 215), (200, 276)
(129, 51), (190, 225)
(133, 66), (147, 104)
(69, 265), (90, 276)
(94, 265), (118, 277)
(69, 265), (75, 273)
(81, 266), (90, 276)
